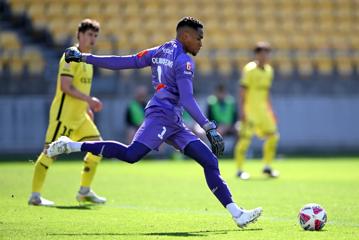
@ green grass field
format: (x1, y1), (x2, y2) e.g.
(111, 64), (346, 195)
(0, 157), (358, 240)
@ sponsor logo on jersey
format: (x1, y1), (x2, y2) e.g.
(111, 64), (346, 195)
(80, 77), (92, 84)
(152, 58), (173, 68)
(162, 48), (174, 55)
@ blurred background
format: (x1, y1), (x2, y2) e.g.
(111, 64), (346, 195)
(0, 0), (358, 157)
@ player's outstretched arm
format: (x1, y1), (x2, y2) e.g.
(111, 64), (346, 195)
(176, 59), (224, 156)
(64, 47), (155, 70)
(177, 78), (224, 157)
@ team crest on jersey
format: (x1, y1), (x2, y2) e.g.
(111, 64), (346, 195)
(186, 62), (192, 71)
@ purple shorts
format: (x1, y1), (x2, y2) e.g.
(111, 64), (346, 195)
(133, 108), (199, 151)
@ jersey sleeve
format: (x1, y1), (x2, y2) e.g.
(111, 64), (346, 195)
(59, 55), (77, 77)
(85, 47), (158, 70)
(175, 55), (209, 127)
(240, 66), (251, 87)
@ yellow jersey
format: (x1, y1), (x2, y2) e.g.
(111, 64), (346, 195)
(240, 61), (273, 114)
(49, 51), (93, 128)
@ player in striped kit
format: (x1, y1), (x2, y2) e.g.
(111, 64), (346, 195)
(28, 19), (106, 206)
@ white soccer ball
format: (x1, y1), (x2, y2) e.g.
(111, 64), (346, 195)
(298, 203), (327, 231)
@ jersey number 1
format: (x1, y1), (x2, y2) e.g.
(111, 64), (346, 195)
(157, 66), (162, 83)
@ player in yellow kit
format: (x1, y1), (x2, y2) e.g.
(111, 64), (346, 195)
(234, 42), (280, 180)
(28, 19), (106, 206)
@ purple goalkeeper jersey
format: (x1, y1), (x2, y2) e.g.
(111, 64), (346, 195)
(85, 39), (209, 127)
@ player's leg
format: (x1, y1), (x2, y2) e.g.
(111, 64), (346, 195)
(234, 120), (253, 179)
(184, 140), (233, 206)
(183, 140), (262, 227)
(167, 127), (262, 228)
(80, 152), (102, 190)
(80, 140), (151, 163)
(29, 151), (55, 206)
(167, 128), (233, 206)
(29, 121), (63, 206)
(263, 133), (279, 166)
(77, 116), (167, 163)
(74, 140), (150, 203)
(72, 115), (106, 203)
(31, 151), (52, 193)
(48, 136), (150, 163)
(47, 116), (168, 162)
(259, 112), (280, 177)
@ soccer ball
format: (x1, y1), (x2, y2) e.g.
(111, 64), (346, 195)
(298, 203), (327, 231)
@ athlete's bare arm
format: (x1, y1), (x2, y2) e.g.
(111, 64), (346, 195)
(60, 75), (102, 112)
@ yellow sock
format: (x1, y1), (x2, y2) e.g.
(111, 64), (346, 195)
(263, 133), (279, 166)
(32, 153), (54, 193)
(80, 153), (102, 187)
(234, 138), (251, 170)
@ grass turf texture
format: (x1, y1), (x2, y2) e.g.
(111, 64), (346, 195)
(0, 158), (358, 240)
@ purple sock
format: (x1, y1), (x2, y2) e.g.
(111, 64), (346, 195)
(184, 140), (233, 207)
(81, 141), (150, 164)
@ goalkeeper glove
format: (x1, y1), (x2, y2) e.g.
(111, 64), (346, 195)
(203, 121), (225, 157)
(64, 47), (86, 63)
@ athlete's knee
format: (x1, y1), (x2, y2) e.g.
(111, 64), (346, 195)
(266, 132), (280, 142)
(123, 142), (149, 164)
(184, 140), (219, 170)
(202, 153), (219, 172)
(237, 137), (251, 150)
(124, 153), (142, 164)
(37, 150), (54, 169)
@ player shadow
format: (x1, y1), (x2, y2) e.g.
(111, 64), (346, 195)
(53, 204), (97, 210)
(142, 228), (263, 237)
(242, 176), (278, 181)
(47, 228), (263, 237)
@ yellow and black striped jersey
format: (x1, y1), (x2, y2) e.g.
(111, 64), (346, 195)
(49, 50), (93, 128)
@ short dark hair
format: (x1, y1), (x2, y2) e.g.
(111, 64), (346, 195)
(78, 18), (100, 33)
(176, 17), (203, 31)
(254, 41), (271, 53)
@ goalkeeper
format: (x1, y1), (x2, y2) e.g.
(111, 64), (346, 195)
(46, 17), (262, 228)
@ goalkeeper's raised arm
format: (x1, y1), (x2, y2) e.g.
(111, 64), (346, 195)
(64, 46), (157, 70)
